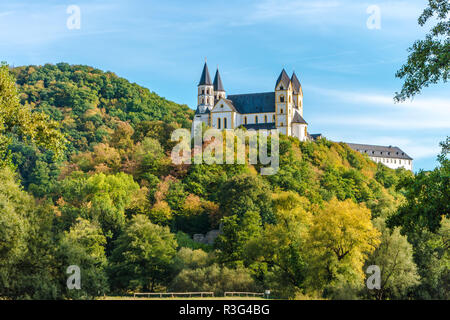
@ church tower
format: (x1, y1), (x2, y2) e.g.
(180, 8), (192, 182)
(197, 62), (214, 113)
(213, 67), (226, 101)
(291, 72), (303, 117)
(275, 69), (293, 136)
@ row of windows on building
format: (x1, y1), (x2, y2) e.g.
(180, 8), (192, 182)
(200, 97), (212, 105)
(371, 157), (411, 166)
(216, 115), (278, 128)
(243, 115), (276, 125)
(217, 117), (227, 129)
(200, 88), (212, 95)
(360, 149), (407, 157)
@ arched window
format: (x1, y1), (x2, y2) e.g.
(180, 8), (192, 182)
(202, 89), (205, 94)
(280, 95), (285, 103)
(273, 115), (275, 122)
(244, 116), (247, 125)
(218, 118), (221, 129)
(255, 116), (258, 124)
(280, 86), (284, 90)
(264, 115), (268, 123)
(280, 122), (284, 127)
(280, 109), (284, 114)
(224, 118), (227, 129)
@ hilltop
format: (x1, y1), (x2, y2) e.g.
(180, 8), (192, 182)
(11, 63), (194, 153)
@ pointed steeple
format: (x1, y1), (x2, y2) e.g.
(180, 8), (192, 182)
(213, 68), (225, 92)
(291, 72), (302, 94)
(275, 69), (291, 89)
(198, 62), (212, 86)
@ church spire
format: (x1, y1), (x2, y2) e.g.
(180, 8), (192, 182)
(213, 68), (225, 92)
(291, 71), (302, 94)
(275, 68), (291, 90)
(198, 61), (212, 86)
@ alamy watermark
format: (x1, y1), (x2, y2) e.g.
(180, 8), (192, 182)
(66, 5), (81, 30)
(366, 265), (381, 290)
(67, 265), (81, 290)
(366, 5), (381, 30)
(171, 124), (279, 175)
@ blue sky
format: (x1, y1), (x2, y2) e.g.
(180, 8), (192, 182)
(1, 0), (448, 170)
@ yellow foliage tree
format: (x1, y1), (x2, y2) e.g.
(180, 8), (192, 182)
(306, 198), (381, 292)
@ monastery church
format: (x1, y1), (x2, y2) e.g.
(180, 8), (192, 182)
(191, 62), (413, 171)
(192, 62), (309, 141)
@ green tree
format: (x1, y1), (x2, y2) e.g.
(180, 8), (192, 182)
(170, 264), (257, 296)
(245, 192), (312, 298)
(108, 214), (178, 292)
(0, 168), (60, 299)
(57, 172), (140, 234)
(58, 218), (109, 299)
(388, 137), (449, 232)
(395, 0), (449, 101)
(364, 218), (420, 300)
(133, 137), (169, 178)
(173, 247), (210, 271)
(0, 63), (66, 168)
(0, 167), (31, 297)
(402, 218), (449, 299)
(215, 210), (262, 264)
(218, 174), (274, 224)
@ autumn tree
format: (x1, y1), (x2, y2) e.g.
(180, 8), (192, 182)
(305, 199), (381, 295)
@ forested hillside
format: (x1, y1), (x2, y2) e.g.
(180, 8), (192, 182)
(0, 63), (448, 300)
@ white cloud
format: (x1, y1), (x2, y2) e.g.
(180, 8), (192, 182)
(251, 0), (341, 20)
(308, 86), (450, 116)
(314, 115), (450, 129)
(231, 0), (424, 27)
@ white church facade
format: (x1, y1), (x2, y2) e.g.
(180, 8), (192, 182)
(192, 62), (309, 141)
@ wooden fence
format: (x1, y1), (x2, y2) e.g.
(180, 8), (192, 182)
(133, 292), (214, 298)
(224, 292), (265, 298)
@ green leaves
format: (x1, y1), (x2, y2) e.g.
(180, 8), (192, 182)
(108, 214), (178, 292)
(388, 137), (449, 233)
(0, 63), (67, 168)
(56, 172), (140, 233)
(395, 0), (449, 101)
